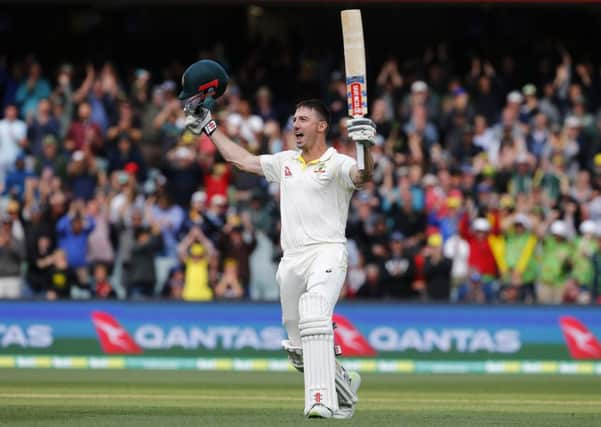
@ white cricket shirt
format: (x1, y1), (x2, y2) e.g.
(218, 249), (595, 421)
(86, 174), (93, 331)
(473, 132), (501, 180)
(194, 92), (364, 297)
(260, 147), (357, 251)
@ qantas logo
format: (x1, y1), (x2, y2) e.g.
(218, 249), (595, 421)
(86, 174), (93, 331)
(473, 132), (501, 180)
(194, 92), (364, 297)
(559, 316), (601, 360)
(332, 314), (377, 356)
(284, 166), (292, 177)
(91, 311), (143, 354)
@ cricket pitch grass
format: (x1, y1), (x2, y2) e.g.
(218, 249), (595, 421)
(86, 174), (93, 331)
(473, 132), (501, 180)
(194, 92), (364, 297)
(1, 369), (600, 426)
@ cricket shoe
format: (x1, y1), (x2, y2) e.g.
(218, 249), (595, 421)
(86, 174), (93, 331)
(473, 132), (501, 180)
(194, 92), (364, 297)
(306, 403), (334, 419)
(333, 371), (361, 419)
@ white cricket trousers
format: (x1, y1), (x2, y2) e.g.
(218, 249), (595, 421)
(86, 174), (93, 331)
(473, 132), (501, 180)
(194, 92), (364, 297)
(276, 243), (348, 345)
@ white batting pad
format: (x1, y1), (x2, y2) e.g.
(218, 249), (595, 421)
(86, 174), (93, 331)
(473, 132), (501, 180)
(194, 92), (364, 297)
(299, 292), (338, 416)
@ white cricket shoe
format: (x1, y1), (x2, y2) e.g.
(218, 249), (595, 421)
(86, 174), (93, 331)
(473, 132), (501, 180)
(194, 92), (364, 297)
(306, 404), (334, 419)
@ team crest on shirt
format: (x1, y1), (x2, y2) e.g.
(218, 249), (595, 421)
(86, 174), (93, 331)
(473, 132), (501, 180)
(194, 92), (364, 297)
(314, 162), (327, 174)
(284, 166), (292, 177)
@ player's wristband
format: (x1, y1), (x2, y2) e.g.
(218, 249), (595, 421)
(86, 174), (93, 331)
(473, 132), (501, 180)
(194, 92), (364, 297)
(204, 120), (217, 136)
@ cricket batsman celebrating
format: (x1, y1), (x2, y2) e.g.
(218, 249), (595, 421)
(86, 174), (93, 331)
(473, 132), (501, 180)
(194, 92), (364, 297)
(180, 59), (376, 419)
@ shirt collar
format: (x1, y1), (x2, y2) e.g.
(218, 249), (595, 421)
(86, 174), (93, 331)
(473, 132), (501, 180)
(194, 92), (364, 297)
(295, 147), (335, 166)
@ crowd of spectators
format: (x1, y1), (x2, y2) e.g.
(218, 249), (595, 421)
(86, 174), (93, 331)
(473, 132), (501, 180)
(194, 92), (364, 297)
(1, 44), (601, 304)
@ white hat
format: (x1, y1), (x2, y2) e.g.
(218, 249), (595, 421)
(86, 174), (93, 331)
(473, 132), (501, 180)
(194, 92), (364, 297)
(411, 80), (428, 93)
(175, 146), (193, 159)
(565, 115), (582, 128)
(550, 220), (568, 237)
(513, 213), (531, 229)
(579, 220), (596, 235)
(507, 91), (524, 104)
(422, 174), (439, 186)
(473, 218), (491, 232)
(72, 150), (84, 162)
(191, 191), (206, 204)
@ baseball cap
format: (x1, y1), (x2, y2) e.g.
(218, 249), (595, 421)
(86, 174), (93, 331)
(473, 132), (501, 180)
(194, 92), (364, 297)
(72, 150), (84, 162)
(507, 91), (524, 104)
(516, 152), (529, 164)
(579, 220), (596, 235)
(453, 87), (467, 97)
(191, 191), (206, 204)
(473, 218), (491, 232)
(422, 174), (438, 186)
(135, 68), (150, 79)
(411, 80), (428, 93)
(427, 233), (443, 247)
(190, 243), (204, 257)
(477, 183), (492, 193)
(160, 80), (177, 93)
(522, 84), (537, 96)
(390, 231), (404, 242)
(174, 146), (193, 159)
(565, 115), (581, 128)
(124, 162), (139, 174)
(500, 194), (514, 209)
(43, 135), (58, 146)
(550, 220), (568, 238)
(513, 213), (531, 229)
(447, 195), (461, 209)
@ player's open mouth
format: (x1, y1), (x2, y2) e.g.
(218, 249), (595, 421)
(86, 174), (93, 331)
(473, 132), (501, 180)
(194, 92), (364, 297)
(295, 132), (304, 143)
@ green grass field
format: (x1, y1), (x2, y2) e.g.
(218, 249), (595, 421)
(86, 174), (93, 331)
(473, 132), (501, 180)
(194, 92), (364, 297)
(1, 369), (600, 426)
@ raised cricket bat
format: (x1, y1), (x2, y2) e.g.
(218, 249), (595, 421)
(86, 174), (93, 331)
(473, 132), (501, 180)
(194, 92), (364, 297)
(341, 9), (367, 170)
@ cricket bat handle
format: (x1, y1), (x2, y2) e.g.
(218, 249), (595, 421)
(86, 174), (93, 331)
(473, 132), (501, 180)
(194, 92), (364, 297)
(356, 139), (365, 170)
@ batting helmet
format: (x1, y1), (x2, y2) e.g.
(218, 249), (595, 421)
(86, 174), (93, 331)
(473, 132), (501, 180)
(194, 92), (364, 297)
(178, 59), (229, 110)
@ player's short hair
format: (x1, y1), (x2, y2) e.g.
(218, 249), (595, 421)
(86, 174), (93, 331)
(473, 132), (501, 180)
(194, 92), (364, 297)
(295, 99), (331, 125)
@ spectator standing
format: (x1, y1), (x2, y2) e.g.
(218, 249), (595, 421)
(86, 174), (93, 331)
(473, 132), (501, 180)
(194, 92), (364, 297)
(128, 223), (163, 298)
(65, 101), (103, 153)
(499, 214), (538, 303)
(178, 227), (216, 301)
(217, 213), (257, 292)
(381, 231), (417, 299)
(572, 220), (596, 301)
(150, 191), (185, 291)
(55, 200), (95, 286)
(538, 220), (574, 304)
(3, 154), (35, 202)
(15, 61), (51, 122)
(214, 258), (244, 299)
(0, 104), (27, 183)
(0, 213), (25, 298)
(46, 249), (79, 299)
(91, 262), (116, 299)
(423, 233), (453, 301)
(26, 98), (61, 156)
(34, 135), (69, 182)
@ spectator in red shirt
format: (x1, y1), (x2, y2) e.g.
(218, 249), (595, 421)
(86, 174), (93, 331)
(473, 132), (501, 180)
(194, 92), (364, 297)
(457, 215), (500, 302)
(65, 101), (103, 153)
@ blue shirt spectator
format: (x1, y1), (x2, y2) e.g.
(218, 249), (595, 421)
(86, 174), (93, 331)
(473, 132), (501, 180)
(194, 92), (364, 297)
(56, 213), (95, 269)
(3, 154), (35, 201)
(15, 62), (51, 121)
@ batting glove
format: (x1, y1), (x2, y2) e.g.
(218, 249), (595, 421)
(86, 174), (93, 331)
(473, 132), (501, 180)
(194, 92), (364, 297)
(183, 99), (218, 136)
(347, 117), (376, 146)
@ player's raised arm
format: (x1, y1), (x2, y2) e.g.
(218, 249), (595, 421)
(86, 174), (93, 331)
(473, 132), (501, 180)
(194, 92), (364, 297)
(348, 117), (376, 186)
(185, 110), (263, 176)
(178, 60), (263, 176)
